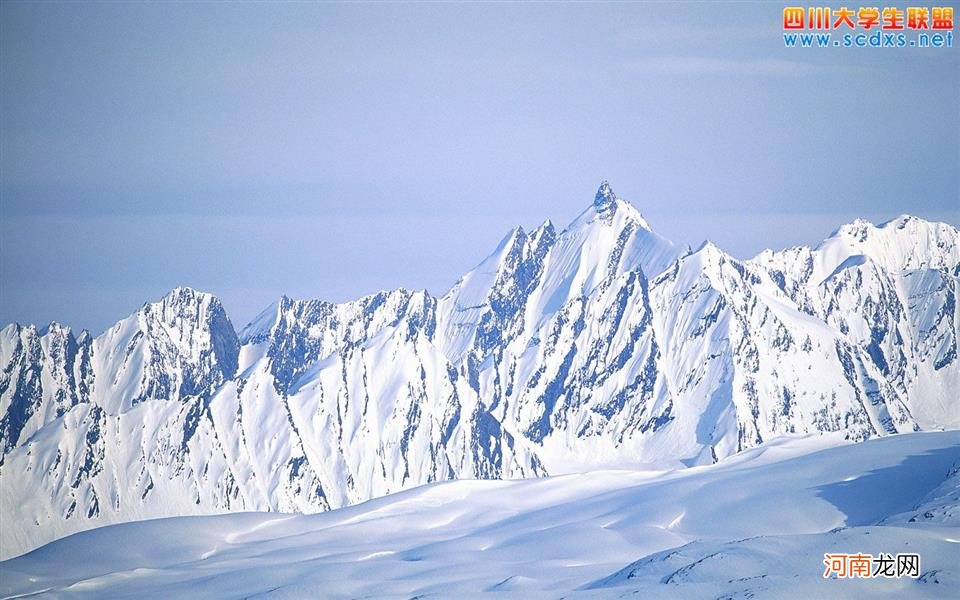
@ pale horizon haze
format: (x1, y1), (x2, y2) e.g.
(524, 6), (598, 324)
(2, 1), (958, 334)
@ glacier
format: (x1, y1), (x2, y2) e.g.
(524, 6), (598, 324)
(1, 182), (958, 560)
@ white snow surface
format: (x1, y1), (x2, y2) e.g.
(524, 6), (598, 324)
(2, 431), (959, 598)
(2, 183), (958, 561)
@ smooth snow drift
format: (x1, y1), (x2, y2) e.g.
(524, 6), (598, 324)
(3, 431), (959, 598)
(2, 185), (958, 561)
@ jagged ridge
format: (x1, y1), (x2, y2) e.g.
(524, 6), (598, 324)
(1, 183), (957, 559)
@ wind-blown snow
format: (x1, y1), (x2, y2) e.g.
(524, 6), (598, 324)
(2, 431), (959, 598)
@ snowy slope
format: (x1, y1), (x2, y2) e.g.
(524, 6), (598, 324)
(2, 183), (958, 559)
(2, 431), (959, 598)
(753, 215), (960, 431)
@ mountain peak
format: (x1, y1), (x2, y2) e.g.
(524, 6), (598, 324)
(38, 321), (73, 338)
(594, 180), (617, 211)
(164, 285), (214, 304)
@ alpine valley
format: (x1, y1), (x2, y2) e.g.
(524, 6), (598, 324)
(2, 183), (958, 561)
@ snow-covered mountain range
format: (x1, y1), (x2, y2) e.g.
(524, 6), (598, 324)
(2, 182), (958, 559)
(5, 431), (960, 597)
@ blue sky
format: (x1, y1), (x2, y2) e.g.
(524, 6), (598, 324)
(2, 1), (958, 334)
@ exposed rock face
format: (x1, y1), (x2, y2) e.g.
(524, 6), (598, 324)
(2, 184), (957, 559)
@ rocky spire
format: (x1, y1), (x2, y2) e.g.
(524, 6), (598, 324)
(594, 180), (617, 211)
